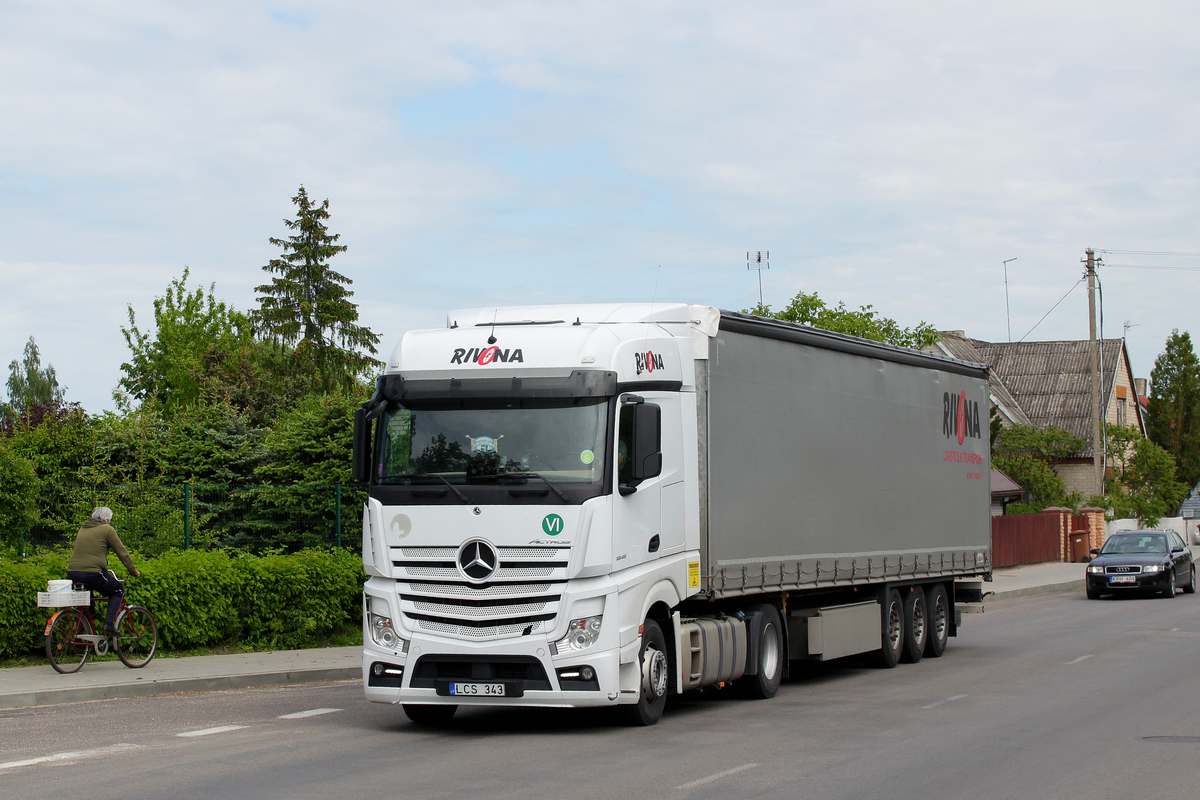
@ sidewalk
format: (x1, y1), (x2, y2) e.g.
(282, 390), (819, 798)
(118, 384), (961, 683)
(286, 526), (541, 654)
(0, 646), (361, 710)
(0, 561), (1090, 710)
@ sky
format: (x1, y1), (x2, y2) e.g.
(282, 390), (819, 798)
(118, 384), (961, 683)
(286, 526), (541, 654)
(2, 0), (1198, 415)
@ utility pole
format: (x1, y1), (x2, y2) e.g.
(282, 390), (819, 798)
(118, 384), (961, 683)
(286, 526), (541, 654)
(1085, 248), (1103, 495)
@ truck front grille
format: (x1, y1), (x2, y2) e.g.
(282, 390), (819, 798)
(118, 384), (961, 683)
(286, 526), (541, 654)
(390, 545), (569, 641)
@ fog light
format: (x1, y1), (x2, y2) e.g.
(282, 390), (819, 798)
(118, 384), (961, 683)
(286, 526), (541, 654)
(580, 666), (595, 681)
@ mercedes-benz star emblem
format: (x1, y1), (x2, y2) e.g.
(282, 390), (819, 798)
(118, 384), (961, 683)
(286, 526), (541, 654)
(458, 540), (498, 582)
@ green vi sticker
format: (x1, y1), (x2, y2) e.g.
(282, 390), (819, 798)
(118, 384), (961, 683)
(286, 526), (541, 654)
(542, 514), (565, 536)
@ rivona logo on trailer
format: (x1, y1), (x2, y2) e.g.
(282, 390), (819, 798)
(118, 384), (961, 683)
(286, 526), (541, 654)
(635, 350), (664, 375)
(451, 346), (525, 365)
(943, 390), (981, 445)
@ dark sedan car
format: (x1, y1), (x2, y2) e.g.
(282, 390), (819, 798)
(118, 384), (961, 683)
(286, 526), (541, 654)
(1086, 530), (1196, 599)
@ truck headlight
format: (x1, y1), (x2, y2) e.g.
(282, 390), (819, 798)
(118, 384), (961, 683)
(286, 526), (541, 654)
(369, 613), (407, 652)
(1142, 564), (1162, 574)
(552, 616), (602, 654)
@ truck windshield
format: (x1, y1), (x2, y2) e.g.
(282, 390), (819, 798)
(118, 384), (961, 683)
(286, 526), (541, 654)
(376, 397), (609, 494)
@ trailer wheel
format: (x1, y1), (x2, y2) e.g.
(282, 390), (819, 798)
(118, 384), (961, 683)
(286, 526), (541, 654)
(924, 583), (949, 658)
(625, 619), (669, 726)
(403, 704), (457, 726)
(737, 604), (783, 699)
(870, 588), (904, 669)
(900, 587), (927, 664)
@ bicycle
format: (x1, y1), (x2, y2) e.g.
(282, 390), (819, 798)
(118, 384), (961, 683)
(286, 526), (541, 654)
(41, 572), (158, 674)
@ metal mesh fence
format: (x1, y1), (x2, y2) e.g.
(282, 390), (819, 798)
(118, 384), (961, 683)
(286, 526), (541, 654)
(14, 483), (366, 557)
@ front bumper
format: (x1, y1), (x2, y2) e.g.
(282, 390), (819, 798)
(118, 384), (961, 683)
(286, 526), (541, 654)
(1087, 571), (1172, 593)
(363, 636), (623, 708)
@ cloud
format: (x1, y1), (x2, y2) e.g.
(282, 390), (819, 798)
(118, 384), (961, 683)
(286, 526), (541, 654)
(1, 1), (1197, 412)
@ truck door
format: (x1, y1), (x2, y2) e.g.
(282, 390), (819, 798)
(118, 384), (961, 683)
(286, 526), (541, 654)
(612, 393), (684, 569)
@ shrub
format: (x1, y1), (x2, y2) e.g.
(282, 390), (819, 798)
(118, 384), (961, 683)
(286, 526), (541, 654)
(0, 547), (364, 659)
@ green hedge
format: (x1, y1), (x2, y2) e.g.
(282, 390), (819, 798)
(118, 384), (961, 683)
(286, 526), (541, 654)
(0, 548), (365, 659)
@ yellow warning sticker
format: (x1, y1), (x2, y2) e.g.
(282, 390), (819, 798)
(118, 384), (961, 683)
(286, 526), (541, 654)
(688, 561), (700, 589)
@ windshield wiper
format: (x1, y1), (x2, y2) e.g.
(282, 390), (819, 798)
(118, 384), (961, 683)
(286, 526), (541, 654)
(393, 473), (469, 503)
(474, 472), (573, 504)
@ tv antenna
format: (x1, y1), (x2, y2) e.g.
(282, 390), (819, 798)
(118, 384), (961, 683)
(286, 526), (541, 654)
(1002, 257), (1017, 342)
(747, 251), (769, 308)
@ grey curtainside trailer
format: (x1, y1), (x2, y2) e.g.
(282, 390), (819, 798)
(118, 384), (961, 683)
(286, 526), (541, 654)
(695, 311), (992, 599)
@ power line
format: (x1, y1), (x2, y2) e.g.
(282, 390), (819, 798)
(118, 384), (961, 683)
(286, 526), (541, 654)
(1104, 263), (1200, 272)
(1017, 278), (1084, 343)
(1099, 249), (1200, 257)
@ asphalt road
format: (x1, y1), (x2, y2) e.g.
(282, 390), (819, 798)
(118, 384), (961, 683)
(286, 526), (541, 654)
(2, 590), (1199, 800)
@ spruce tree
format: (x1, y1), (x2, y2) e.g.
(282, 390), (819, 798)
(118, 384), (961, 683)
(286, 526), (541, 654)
(1147, 329), (1200, 491)
(253, 187), (381, 391)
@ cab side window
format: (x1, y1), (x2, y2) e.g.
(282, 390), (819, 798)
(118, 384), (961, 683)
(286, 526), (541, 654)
(617, 404), (634, 486)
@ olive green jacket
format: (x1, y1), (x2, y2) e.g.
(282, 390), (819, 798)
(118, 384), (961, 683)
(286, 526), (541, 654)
(67, 519), (136, 573)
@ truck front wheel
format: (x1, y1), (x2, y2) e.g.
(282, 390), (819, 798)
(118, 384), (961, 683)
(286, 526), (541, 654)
(625, 619), (669, 726)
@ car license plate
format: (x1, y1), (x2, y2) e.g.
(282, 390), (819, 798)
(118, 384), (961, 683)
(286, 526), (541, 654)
(449, 682), (505, 696)
(1110, 575), (1137, 584)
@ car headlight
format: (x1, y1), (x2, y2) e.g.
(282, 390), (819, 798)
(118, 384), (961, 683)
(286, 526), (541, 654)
(552, 616), (603, 654)
(1142, 564), (1162, 574)
(369, 613), (408, 652)
(1087, 564), (1105, 574)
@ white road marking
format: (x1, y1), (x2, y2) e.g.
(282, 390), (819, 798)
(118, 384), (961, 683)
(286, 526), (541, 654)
(0, 743), (141, 771)
(675, 762), (759, 790)
(278, 708), (343, 720)
(1171, 627), (1180, 631)
(1066, 655), (1094, 665)
(177, 725), (249, 737)
(922, 694), (967, 709)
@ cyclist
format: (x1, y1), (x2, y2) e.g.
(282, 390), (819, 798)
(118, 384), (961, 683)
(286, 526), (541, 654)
(66, 507), (141, 636)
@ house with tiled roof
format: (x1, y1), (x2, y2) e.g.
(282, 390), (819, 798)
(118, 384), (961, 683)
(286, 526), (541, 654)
(929, 333), (1145, 498)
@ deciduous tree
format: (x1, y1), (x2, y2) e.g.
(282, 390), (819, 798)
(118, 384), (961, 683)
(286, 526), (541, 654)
(747, 291), (938, 349)
(3, 337), (65, 422)
(120, 268), (255, 415)
(991, 424), (1085, 512)
(1095, 425), (1187, 526)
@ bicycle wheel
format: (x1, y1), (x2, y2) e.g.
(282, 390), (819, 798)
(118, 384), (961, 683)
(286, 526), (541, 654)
(114, 606), (157, 668)
(46, 608), (92, 674)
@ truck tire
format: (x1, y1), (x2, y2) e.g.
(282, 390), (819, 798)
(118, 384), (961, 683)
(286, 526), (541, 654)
(870, 588), (904, 669)
(924, 583), (949, 658)
(625, 619), (669, 726)
(403, 704), (457, 726)
(737, 604), (783, 699)
(900, 587), (927, 664)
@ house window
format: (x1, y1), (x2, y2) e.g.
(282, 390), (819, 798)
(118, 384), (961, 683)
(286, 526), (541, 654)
(1117, 397), (1126, 426)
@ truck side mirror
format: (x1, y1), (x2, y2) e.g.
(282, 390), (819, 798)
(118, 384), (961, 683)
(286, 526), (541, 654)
(619, 397), (662, 496)
(352, 407), (373, 483)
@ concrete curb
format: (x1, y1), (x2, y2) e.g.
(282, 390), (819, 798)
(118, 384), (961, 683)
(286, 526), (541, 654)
(0, 666), (360, 709)
(989, 579), (1085, 601)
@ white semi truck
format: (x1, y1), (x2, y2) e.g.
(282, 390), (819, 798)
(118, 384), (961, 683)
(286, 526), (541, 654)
(354, 303), (992, 725)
